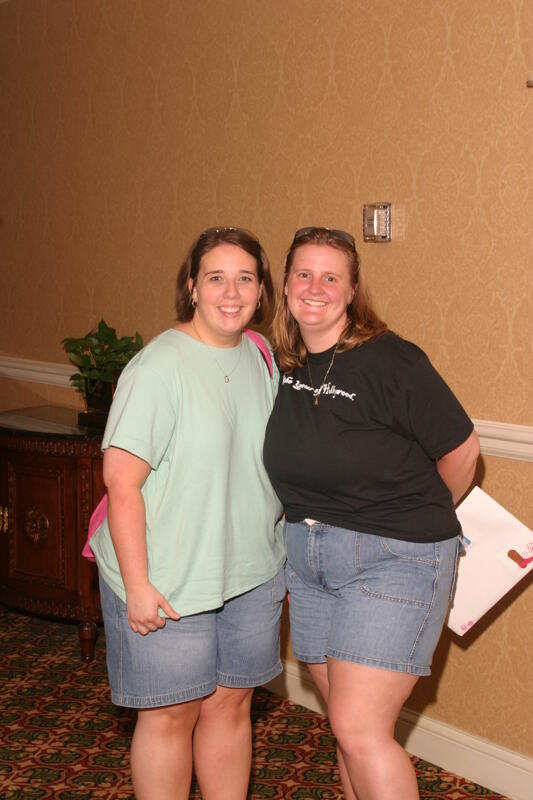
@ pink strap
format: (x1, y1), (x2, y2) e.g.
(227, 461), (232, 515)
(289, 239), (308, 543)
(244, 329), (273, 377)
(82, 332), (274, 561)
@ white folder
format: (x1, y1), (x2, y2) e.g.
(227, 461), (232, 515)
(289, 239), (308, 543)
(447, 486), (533, 636)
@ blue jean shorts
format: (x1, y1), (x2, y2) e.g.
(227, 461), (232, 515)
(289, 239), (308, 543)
(284, 521), (460, 677)
(99, 568), (286, 708)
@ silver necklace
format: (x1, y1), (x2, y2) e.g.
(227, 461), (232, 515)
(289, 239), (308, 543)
(306, 345), (338, 406)
(191, 319), (243, 383)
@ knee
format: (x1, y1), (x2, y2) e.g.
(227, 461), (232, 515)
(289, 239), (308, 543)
(199, 687), (253, 726)
(329, 711), (381, 761)
(136, 702), (201, 738)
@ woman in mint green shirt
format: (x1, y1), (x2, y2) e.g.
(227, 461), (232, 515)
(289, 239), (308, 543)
(90, 227), (285, 800)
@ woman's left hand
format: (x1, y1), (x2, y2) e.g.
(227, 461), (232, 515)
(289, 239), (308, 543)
(125, 580), (180, 635)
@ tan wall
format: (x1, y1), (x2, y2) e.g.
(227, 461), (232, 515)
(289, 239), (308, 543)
(1, 0), (532, 757)
(0, 381), (83, 413)
(409, 455), (533, 753)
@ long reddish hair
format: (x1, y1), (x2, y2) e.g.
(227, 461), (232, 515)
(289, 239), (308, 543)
(271, 228), (387, 371)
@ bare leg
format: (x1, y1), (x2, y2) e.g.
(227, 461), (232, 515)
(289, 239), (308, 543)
(130, 700), (202, 800)
(193, 685), (254, 800)
(307, 663), (358, 800)
(327, 659), (419, 800)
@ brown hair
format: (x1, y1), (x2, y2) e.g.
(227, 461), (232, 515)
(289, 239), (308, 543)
(271, 227), (387, 371)
(175, 227), (273, 327)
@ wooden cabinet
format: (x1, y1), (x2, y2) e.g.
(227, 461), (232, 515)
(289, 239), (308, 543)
(0, 406), (104, 661)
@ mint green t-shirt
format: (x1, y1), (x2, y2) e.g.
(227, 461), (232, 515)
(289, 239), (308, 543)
(90, 329), (285, 616)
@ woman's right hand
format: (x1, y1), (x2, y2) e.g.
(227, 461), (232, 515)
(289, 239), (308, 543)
(125, 580), (181, 635)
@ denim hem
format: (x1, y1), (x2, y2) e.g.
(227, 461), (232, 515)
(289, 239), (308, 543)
(292, 652), (327, 665)
(326, 649), (431, 677)
(110, 679), (218, 708)
(217, 659), (283, 688)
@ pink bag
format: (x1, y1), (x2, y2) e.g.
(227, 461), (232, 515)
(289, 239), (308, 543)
(82, 494), (108, 562)
(243, 329), (273, 378)
(81, 330), (274, 561)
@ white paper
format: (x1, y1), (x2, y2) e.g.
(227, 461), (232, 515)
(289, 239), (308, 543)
(447, 487), (533, 635)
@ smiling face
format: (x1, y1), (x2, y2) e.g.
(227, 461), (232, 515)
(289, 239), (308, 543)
(189, 243), (262, 347)
(285, 243), (355, 352)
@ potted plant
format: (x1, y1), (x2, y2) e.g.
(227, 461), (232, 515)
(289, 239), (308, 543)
(62, 319), (143, 430)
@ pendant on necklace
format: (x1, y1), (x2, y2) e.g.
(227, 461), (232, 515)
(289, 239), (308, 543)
(224, 376), (230, 383)
(307, 343), (339, 409)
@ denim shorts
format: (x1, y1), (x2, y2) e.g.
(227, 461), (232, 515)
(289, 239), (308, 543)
(284, 521), (460, 676)
(99, 568), (286, 708)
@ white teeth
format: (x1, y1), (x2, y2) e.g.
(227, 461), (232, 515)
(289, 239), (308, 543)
(302, 299), (326, 307)
(220, 306), (239, 313)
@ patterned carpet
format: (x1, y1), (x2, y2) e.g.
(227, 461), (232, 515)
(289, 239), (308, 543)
(0, 607), (508, 800)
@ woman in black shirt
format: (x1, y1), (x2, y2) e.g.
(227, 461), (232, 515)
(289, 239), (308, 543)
(264, 227), (479, 800)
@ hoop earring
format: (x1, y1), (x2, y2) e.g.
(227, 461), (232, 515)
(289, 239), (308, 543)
(256, 299), (261, 310)
(190, 297), (197, 308)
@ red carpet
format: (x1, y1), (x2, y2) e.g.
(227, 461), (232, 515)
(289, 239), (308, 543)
(0, 607), (509, 799)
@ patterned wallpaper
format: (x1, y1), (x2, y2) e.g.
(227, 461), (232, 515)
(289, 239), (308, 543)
(409, 455), (533, 754)
(1, 0), (532, 757)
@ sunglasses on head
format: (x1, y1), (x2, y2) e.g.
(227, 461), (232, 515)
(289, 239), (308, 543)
(292, 227), (356, 249)
(200, 226), (245, 237)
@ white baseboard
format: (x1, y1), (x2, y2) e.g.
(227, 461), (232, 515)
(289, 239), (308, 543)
(1, 356), (531, 462)
(0, 355), (533, 462)
(2, 358), (532, 794)
(472, 418), (533, 463)
(265, 660), (533, 800)
(0, 355), (72, 388)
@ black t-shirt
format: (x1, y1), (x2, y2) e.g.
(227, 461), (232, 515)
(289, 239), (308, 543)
(263, 332), (474, 543)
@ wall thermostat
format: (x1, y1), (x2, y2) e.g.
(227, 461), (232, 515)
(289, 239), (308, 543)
(363, 202), (391, 242)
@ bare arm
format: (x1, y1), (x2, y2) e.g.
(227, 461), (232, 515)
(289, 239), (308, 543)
(103, 446), (180, 634)
(436, 429), (480, 505)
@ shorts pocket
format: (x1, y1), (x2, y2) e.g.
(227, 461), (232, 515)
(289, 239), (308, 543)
(448, 537), (462, 602)
(270, 566), (287, 605)
(379, 537), (437, 565)
(110, 587), (129, 618)
(358, 535), (437, 609)
(99, 574), (128, 619)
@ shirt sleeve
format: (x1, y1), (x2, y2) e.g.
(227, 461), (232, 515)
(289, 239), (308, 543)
(392, 354), (474, 460)
(102, 362), (176, 469)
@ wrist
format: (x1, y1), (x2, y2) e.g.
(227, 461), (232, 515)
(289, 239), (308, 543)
(123, 575), (151, 593)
